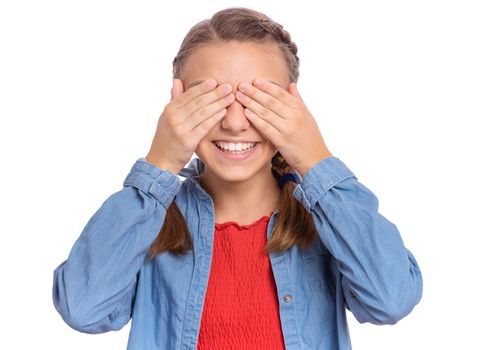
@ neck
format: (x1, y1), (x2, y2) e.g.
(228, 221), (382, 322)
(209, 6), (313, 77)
(198, 166), (281, 224)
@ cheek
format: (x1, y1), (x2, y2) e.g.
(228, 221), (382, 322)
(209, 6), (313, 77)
(262, 138), (275, 149)
(195, 138), (214, 156)
(262, 140), (278, 155)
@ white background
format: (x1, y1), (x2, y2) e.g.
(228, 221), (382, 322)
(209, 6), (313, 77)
(1, 0), (489, 349)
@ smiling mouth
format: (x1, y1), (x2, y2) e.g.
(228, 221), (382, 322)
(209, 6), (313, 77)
(212, 141), (258, 153)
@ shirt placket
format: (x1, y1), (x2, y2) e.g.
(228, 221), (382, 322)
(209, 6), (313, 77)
(180, 194), (216, 350)
(267, 211), (303, 350)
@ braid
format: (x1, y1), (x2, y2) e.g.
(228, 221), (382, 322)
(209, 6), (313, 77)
(260, 20), (298, 54)
(257, 19), (300, 83)
(154, 7), (316, 258)
(271, 152), (293, 181)
(256, 19), (299, 180)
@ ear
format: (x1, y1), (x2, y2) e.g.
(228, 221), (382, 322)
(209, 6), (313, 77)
(288, 82), (304, 103)
(171, 79), (184, 101)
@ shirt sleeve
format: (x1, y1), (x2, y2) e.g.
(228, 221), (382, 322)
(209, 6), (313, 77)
(292, 156), (423, 325)
(52, 157), (183, 333)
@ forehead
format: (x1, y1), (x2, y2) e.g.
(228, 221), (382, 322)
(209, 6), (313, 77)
(181, 41), (289, 89)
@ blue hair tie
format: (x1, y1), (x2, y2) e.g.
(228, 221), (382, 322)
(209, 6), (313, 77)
(278, 172), (297, 189)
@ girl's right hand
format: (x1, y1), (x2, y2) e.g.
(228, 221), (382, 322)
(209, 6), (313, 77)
(145, 79), (235, 174)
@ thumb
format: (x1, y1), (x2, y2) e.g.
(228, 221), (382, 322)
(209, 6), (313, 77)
(288, 82), (304, 103)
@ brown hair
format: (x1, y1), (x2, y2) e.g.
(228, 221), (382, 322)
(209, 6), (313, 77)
(148, 6), (318, 259)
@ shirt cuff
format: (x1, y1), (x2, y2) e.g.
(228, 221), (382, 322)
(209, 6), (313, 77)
(293, 156), (356, 212)
(122, 157), (183, 208)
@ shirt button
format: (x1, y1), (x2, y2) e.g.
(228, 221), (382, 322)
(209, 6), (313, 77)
(283, 294), (293, 302)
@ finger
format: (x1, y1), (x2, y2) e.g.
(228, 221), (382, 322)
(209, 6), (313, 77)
(192, 108), (228, 142)
(182, 83), (233, 117)
(187, 92), (235, 132)
(235, 90), (288, 133)
(237, 81), (291, 120)
(171, 79), (218, 109)
(251, 79), (297, 109)
(243, 108), (281, 145)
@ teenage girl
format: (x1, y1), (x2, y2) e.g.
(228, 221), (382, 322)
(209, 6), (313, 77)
(53, 7), (423, 350)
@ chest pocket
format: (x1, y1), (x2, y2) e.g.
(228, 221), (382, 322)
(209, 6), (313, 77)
(300, 236), (336, 294)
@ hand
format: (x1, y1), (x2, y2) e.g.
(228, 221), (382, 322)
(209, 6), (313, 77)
(145, 79), (235, 174)
(235, 79), (333, 177)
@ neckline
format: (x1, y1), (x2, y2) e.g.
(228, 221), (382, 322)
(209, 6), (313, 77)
(215, 214), (271, 230)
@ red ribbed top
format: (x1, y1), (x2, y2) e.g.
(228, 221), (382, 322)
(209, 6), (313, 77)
(196, 213), (286, 349)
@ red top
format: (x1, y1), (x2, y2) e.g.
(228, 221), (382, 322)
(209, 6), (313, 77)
(196, 213), (286, 349)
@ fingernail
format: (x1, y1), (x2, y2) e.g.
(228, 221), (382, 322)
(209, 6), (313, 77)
(205, 79), (216, 88)
(222, 83), (232, 93)
(239, 82), (251, 92)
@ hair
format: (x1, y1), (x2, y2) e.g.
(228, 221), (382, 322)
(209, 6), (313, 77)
(148, 6), (318, 259)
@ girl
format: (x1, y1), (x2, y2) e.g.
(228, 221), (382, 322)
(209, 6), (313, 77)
(53, 7), (423, 350)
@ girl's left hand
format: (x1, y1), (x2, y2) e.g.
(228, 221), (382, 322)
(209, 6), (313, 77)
(235, 78), (333, 177)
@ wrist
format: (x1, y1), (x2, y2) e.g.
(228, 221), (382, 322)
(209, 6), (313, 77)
(145, 152), (182, 175)
(297, 150), (333, 178)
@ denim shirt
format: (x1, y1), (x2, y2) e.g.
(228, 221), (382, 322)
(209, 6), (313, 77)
(52, 156), (423, 350)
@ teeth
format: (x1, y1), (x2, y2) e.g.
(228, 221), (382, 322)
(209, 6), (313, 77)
(215, 142), (256, 151)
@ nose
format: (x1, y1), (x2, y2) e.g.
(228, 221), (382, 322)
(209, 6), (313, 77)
(219, 92), (252, 131)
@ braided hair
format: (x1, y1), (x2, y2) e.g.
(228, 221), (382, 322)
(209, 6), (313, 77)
(149, 7), (317, 258)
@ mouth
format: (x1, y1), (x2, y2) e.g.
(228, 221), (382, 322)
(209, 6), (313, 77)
(212, 141), (259, 160)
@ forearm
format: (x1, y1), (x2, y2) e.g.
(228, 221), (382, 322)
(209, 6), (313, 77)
(294, 156), (423, 324)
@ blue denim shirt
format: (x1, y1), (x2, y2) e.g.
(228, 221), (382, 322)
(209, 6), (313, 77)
(52, 156), (423, 349)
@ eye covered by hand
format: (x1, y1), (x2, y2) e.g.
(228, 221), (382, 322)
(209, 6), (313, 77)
(234, 78), (333, 177)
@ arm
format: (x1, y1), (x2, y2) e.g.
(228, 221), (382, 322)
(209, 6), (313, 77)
(52, 158), (182, 333)
(293, 156), (423, 325)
